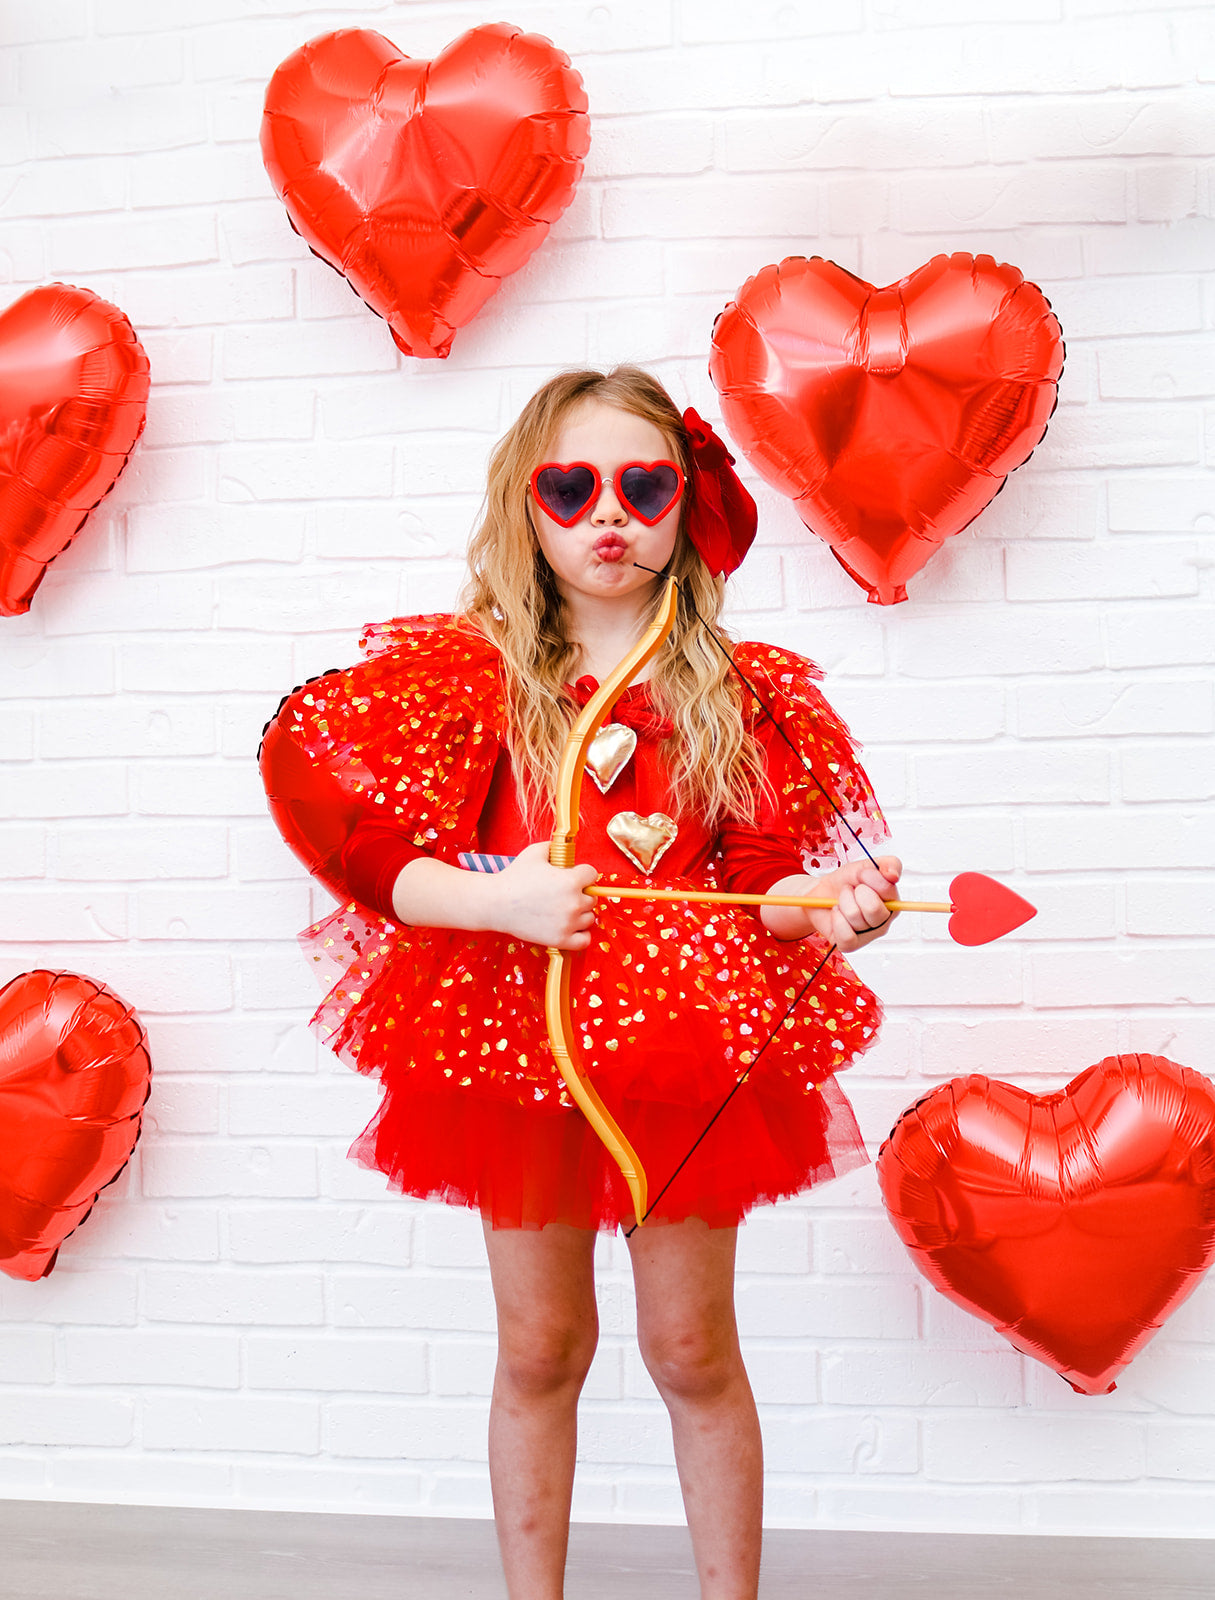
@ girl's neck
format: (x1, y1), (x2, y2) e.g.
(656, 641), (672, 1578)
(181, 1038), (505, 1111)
(563, 587), (657, 685)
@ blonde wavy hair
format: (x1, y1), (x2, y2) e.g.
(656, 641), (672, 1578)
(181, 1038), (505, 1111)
(461, 367), (765, 830)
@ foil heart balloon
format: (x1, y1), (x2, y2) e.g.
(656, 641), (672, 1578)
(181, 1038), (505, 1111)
(877, 1055), (1215, 1395)
(709, 253), (1064, 604)
(0, 284), (150, 616)
(259, 671), (373, 903)
(261, 23), (590, 359)
(0, 970), (152, 1281)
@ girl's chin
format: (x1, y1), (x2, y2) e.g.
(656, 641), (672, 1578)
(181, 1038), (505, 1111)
(558, 567), (644, 602)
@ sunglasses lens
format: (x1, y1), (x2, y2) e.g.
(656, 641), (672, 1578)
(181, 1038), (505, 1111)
(619, 463), (681, 523)
(534, 465), (597, 524)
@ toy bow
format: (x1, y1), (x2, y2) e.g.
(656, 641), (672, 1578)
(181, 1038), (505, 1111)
(544, 565), (873, 1229)
(545, 576), (682, 1226)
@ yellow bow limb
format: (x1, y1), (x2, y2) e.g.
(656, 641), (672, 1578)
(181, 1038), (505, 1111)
(545, 575), (681, 1228)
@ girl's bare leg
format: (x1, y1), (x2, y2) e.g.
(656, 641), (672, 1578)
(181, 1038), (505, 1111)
(628, 1220), (762, 1600)
(482, 1221), (599, 1600)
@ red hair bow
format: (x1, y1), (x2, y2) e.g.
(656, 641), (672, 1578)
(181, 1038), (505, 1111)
(682, 407), (758, 578)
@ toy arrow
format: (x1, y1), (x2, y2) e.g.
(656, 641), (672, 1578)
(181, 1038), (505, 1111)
(461, 858), (1037, 948)
(588, 871), (1036, 946)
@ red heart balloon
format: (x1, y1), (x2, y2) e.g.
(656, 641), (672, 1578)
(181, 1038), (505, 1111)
(877, 1055), (1215, 1394)
(261, 24), (590, 360)
(709, 253), (1064, 604)
(0, 284), (150, 617)
(0, 970), (151, 1281)
(259, 671), (368, 902)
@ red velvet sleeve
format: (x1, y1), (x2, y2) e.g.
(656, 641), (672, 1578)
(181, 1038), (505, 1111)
(716, 822), (805, 896)
(340, 824), (430, 921)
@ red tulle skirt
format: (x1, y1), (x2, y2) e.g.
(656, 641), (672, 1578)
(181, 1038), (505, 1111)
(350, 1074), (868, 1232)
(304, 886), (878, 1232)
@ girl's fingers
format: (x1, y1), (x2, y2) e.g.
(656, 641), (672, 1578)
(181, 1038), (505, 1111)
(853, 883), (891, 927)
(832, 887), (860, 949)
(855, 866), (898, 900)
(831, 881), (893, 949)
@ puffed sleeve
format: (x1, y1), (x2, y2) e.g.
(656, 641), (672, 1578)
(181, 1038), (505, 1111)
(731, 641), (887, 872)
(259, 613), (506, 904)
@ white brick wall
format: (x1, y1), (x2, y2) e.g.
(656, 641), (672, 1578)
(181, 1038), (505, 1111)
(1, 0), (1213, 1540)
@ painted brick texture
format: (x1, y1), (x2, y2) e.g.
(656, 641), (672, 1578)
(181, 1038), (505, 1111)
(0, 0), (1212, 1540)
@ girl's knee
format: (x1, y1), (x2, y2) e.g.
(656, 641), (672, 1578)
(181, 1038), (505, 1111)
(496, 1321), (598, 1399)
(639, 1325), (741, 1404)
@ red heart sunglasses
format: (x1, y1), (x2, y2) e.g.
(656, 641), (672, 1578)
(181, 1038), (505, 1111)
(530, 460), (685, 528)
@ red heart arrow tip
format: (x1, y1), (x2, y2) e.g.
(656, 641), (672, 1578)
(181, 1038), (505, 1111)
(947, 872), (1037, 947)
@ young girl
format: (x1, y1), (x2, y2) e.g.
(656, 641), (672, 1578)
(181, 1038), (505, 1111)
(265, 367), (900, 1600)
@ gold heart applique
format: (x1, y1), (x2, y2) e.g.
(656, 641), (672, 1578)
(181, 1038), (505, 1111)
(586, 722), (637, 794)
(606, 811), (678, 875)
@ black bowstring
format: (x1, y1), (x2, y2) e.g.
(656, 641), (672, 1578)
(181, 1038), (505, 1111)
(622, 563), (885, 1232)
(623, 944), (836, 1237)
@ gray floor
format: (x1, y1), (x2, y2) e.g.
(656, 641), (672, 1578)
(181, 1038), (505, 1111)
(0, 1499), (1211, 1599)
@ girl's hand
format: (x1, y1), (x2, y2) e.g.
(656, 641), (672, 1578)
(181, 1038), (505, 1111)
(484, 841), (599, 951)
(761, 856), (902, 953)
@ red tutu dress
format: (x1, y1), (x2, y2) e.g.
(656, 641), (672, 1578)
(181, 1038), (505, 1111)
(276, 614), (887, 1230)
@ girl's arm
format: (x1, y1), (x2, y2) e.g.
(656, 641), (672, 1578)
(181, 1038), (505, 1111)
(390, 841), (599, 953)
(715, 819), (900, 952)
(760, 857), (903, 952)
